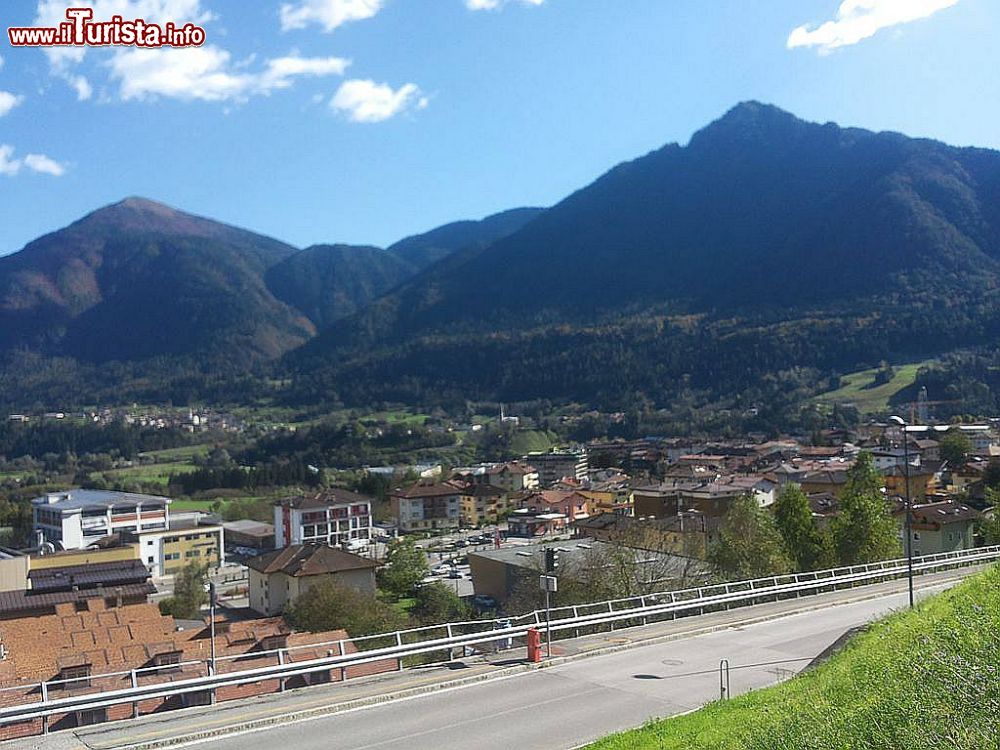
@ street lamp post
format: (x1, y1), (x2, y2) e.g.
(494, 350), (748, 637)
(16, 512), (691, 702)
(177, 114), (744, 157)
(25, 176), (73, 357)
(891, 416), (915, 608)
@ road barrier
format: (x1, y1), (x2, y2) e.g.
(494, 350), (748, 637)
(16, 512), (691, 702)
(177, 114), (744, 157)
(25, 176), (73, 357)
(1, 544), (997, 731)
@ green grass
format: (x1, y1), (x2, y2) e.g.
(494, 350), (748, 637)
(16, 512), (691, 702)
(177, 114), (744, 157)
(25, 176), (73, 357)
(139, 443), (213, 462)
(587, 565), (1000, 750)
(91, 462), (197, 488)
(510, 430), (557, 455)
(812, 360), (932, 414)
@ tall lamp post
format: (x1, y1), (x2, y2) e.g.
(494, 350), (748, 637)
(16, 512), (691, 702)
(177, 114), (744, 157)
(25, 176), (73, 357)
(890, 415), (915, 608)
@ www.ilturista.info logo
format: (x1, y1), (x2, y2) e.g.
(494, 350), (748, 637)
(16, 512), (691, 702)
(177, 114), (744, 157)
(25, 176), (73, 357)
(8, 7), (206, 48)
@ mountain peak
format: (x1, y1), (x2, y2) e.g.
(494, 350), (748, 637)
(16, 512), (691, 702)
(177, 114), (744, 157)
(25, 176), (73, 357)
(688, 101), (814, 150)
(112, 196), (180, 214)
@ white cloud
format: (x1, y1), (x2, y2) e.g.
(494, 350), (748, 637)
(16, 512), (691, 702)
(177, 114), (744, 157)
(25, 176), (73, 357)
(280, 0), (383, 32)
(788, 0), (960, 53)
(109, 48), (350, 101)
(24, 153), (66, 176)
(34, 0), (214, 71)
(0, 144), (66, 177)
(32, 1), (349, 103)
(0, 92), (24, 117)
(70, 76), (93, 101)
(330, 79), (426, 123)
(110, 46), (249, 101)
(259, 54), (351, 90)
(465, 0), (544, 9)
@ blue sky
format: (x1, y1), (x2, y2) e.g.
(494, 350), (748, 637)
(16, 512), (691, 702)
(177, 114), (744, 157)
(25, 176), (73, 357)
(0, 0), (997, 254)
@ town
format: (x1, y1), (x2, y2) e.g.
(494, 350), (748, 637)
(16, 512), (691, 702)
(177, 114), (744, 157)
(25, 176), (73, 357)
(0, 407), (995, 740)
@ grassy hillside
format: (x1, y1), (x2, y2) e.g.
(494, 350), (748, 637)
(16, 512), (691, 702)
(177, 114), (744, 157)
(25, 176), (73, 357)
(812, 360), (931, 414)
(587, 565), (1000, 750)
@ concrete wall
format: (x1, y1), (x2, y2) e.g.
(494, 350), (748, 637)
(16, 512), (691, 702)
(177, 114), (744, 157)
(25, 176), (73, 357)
(0, 557), (28, 592)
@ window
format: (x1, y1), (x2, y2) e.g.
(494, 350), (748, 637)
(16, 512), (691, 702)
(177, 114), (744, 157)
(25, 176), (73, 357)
(152, 651), (182, 672)
(58, 665), (91, 690)
(185, 549), (200, 558)
(147, 556), (154, 564)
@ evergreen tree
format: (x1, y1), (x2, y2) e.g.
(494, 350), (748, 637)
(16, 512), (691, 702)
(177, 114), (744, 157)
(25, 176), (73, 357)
(832, 452), (901, 565)
(773, 483), (833, 572)
(709, 494), (793, 580)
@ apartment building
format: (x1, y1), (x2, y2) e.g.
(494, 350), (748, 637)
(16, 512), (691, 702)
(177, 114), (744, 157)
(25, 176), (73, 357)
(524, 450), (588, 487)
(390, 481), (462, 532)
(32, 490), (170, 550)
(274, 490), (373, 550)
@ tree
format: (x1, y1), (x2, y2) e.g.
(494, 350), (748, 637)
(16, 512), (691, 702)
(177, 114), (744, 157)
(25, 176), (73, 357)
(979, 489), (1000, 545)
(939, 429), (972, 467)
(285, 581), (409, 636)
(159, 562), (208, 619)
(412, 582), (470, 625)
(832, 452), (901, 565)
(773, 484), (834, 572)
(708, 494), (792, 580)
(378, 537), (429, 599)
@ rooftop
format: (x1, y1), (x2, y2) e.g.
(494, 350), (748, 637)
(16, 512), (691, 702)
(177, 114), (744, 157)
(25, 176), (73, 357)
(223, 519), (275, 536)
(29, 559), (150, 593)
(275, 489), (373, 510)
(246, 544), (377, 577)
(31, 489), (171, 512)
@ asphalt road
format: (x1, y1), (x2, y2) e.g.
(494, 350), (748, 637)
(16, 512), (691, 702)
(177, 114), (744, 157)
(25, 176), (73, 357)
(194, 583), (943, 750)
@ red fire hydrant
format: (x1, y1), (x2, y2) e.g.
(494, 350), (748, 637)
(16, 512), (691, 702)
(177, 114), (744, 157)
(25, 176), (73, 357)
(526, 628), (543, 663)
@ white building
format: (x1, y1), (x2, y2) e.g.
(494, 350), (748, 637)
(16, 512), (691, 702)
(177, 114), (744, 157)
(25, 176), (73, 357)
(524, 450), (589, 488)
(32, 490), (171, 550)
(274, 490), (373, 550)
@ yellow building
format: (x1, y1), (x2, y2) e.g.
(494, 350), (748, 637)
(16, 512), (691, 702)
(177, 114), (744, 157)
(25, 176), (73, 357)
(126, 520), (224, 578)
(460, 484), (513, 526)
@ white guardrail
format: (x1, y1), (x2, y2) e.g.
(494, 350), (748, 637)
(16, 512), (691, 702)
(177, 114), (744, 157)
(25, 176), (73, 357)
(1, 545), (998, 729)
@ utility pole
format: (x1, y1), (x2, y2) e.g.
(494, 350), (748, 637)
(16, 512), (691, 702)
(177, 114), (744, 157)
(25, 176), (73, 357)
(891, 415), (915, 608)
(541, 548), (560, 658)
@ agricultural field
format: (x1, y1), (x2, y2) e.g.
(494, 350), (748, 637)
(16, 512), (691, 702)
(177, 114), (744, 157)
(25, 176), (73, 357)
(812, 360), (932, 414)
(587, 565), (1000, 750)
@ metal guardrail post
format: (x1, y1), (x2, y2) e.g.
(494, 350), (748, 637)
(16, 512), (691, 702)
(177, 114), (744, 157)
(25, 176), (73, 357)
(130, 670), (138, 718)
(277, 650), (286, 692)
(39, 682), (48, 735)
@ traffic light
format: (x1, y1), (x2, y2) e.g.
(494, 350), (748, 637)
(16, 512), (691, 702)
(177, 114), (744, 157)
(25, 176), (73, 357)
(544, 547), (559, 574)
